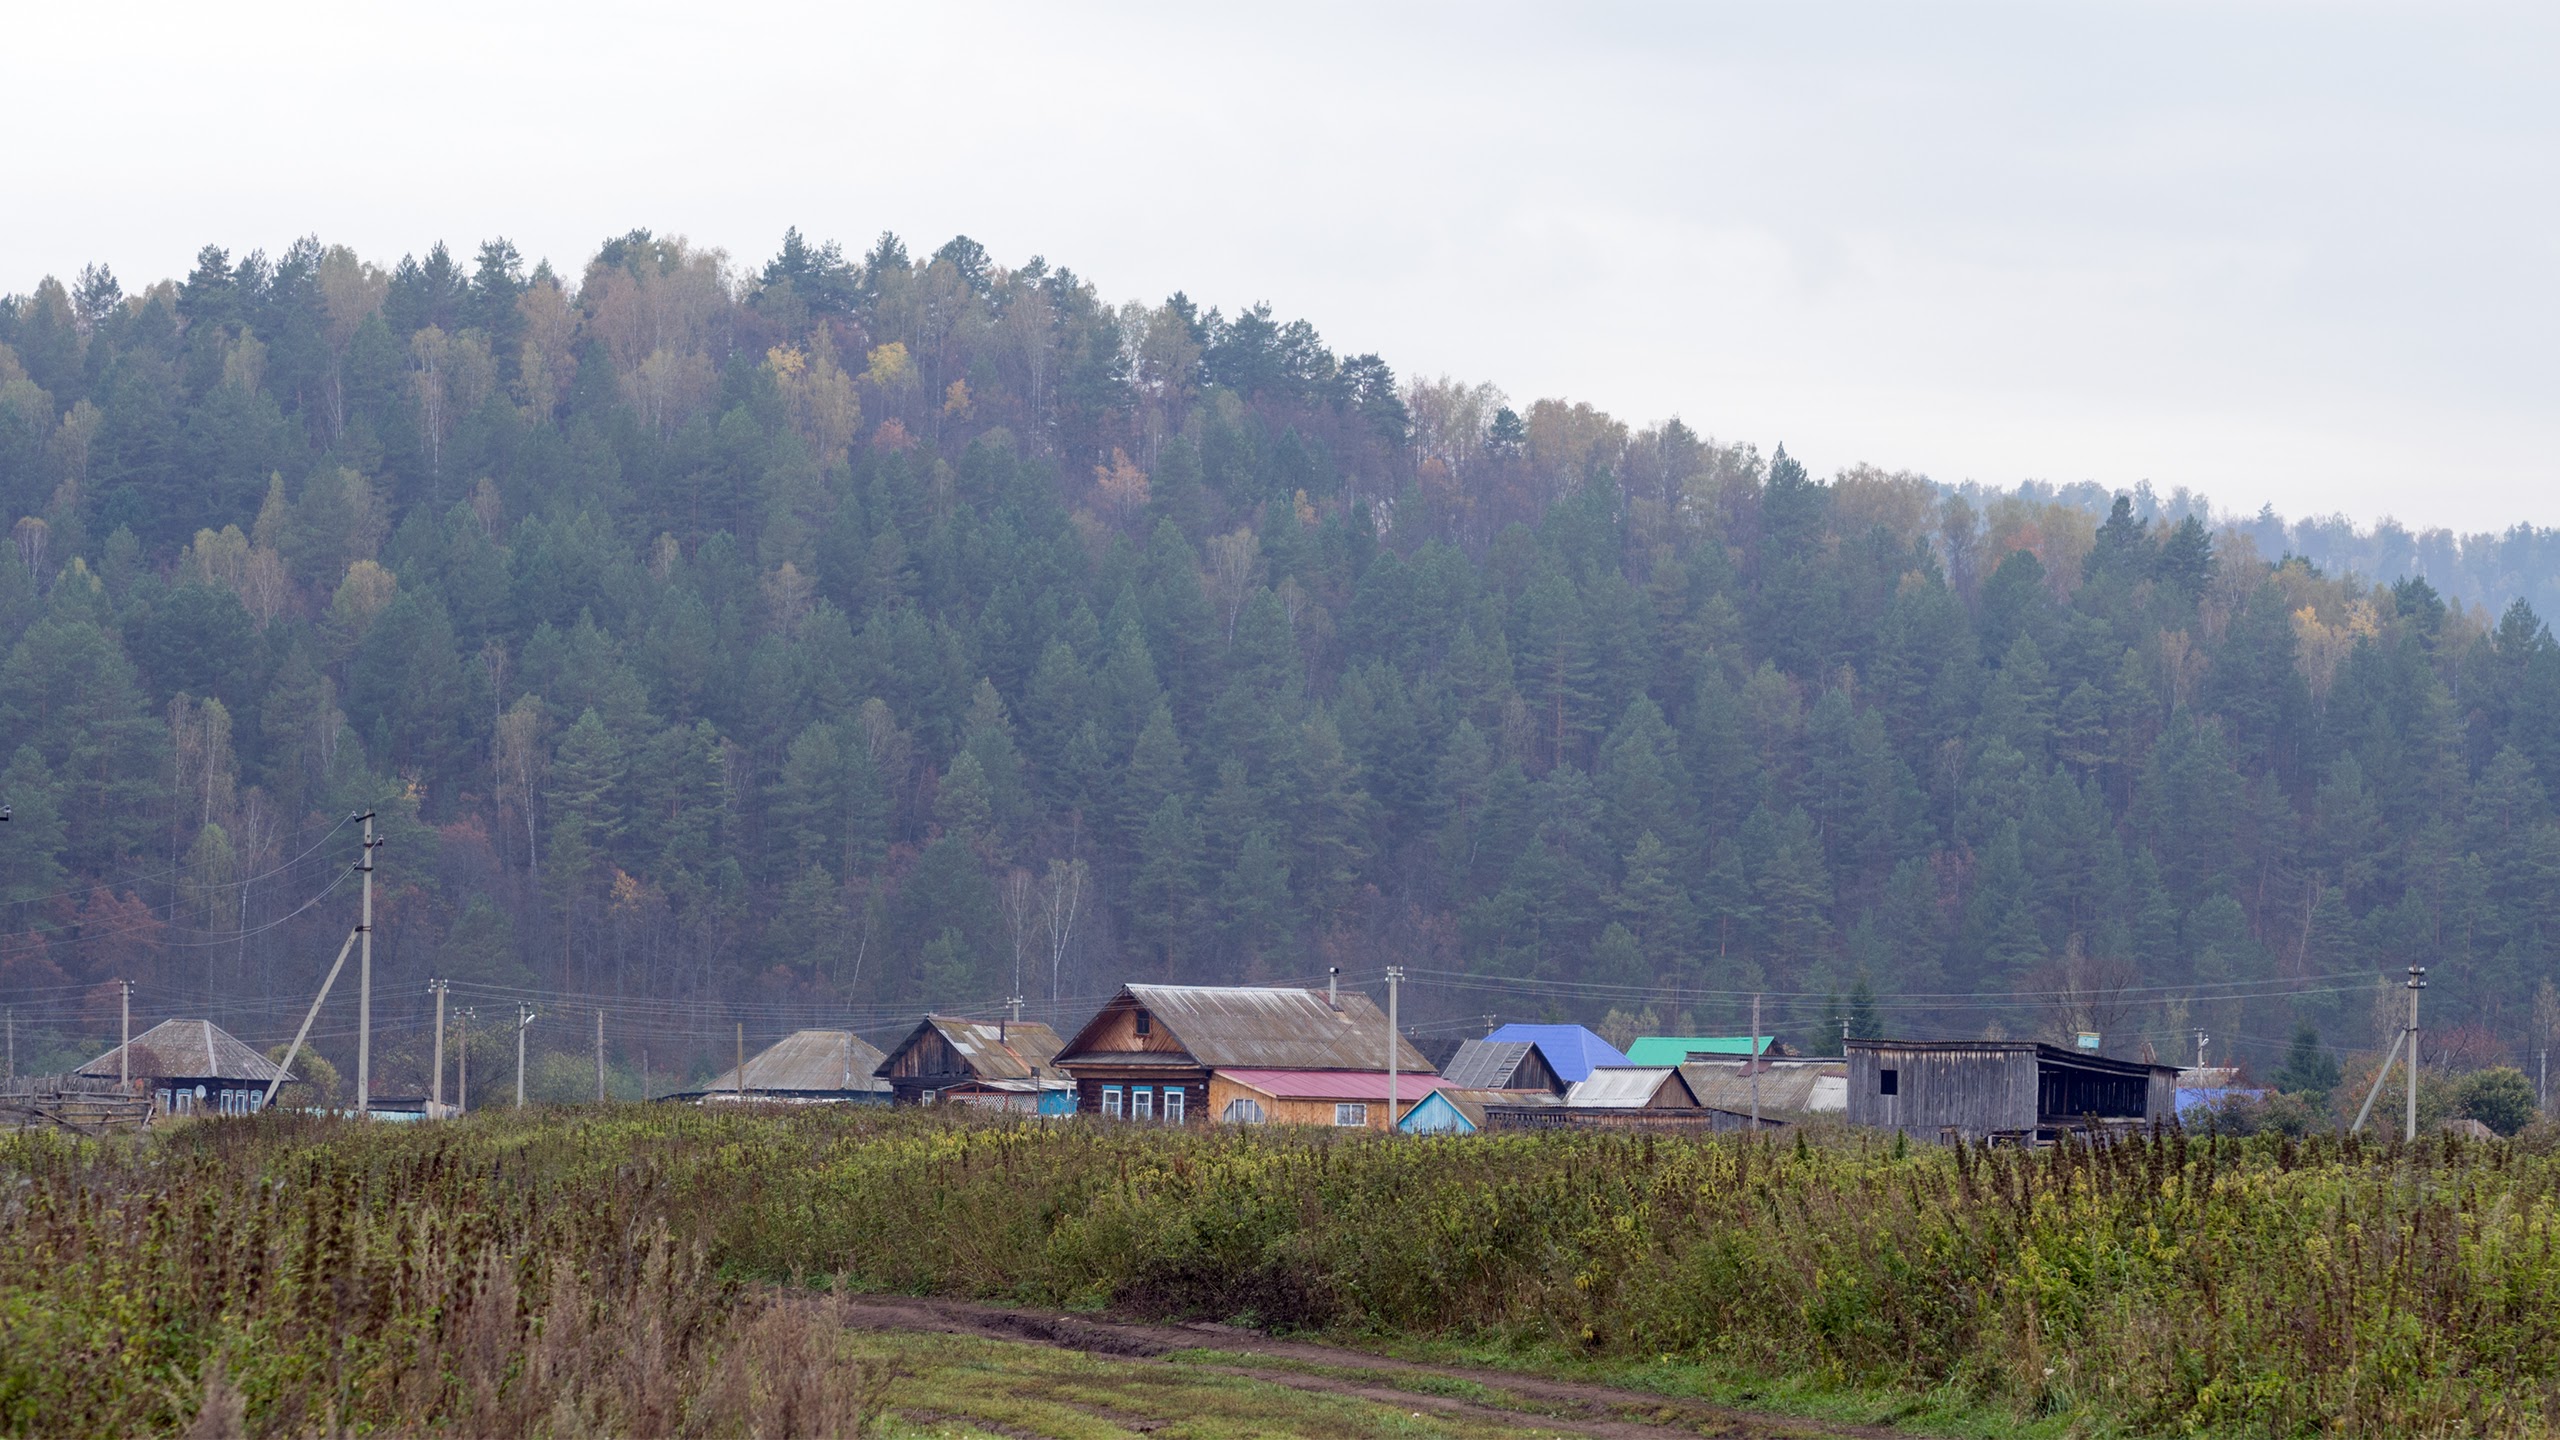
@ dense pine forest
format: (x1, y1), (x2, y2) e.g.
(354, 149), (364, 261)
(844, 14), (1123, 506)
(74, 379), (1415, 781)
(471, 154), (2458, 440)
(3, 228), (2560, 1086)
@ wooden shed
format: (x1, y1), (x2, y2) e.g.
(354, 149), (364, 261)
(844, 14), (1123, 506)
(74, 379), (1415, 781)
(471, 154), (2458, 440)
(1054, 983), (1433, 1123)
(874, 1015), (1072, 1113)
(1846, 1039), (2180, 1141)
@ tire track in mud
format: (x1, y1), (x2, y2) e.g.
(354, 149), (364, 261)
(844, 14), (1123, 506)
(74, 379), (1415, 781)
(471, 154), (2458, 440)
(824, 1293), (1896, 1438)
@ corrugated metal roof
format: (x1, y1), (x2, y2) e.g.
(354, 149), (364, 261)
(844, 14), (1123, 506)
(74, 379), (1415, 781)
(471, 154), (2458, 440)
(891, 1015), (1068, 1082)
(1624, 1036), (1774, 1065)
(706, 1030), (892, 1093)
(78, 1019), (287, 1084)
(1846, 1039), (2179, 1077)
(1678, 1061), (1845, 1113)
(1218, 1069), (1454, 1102)
(1486, 1024), (1628, 1082)
(1070, 985), (1433, 1073)
(1441, 1039), (1535, 1089)
(1564, 1066), (1696, 1108)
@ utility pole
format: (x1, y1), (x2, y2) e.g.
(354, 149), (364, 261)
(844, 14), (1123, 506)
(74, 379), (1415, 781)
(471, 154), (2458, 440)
(2195, 1029), (2208, 1072)
(457, 1008), (470, 1113)
(1750, 993), (1763, 1130)
(594, 1007), (606, 1103)
(2406, 965), (2426, 1143)
(1009, 993), (1024, 1025)
(357, 812), (376, 1116)
(515, 1005), (535, 1108)
(1840, 1014), (1851, 1055)
(429, 979), (447, 1113)
(736, 1021), (746, 1101)
(1385, 966), (1403, 1130)
(119, 980), (131, 1086)
(6, 1006), (12, 1084)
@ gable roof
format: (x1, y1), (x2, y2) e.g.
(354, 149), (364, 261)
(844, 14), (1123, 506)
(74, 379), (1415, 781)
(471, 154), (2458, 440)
(1218, 1069), (1453, 1103)
(78, 1019), (287, 1084)
(705, 1030), (891, 1093)
(877, 1015), (1066, 1083)
(1623, 1035), (1775, 1065)
(1485, 1024), (1629, 1083)
(1059, 984), (1433, 1073)
(1400, 1086), (1562, 1133)
(1441, 1039), (1537, 1089)
(1678, 1060), (1845, 1113)
(1564, 1066), (1700, 1108)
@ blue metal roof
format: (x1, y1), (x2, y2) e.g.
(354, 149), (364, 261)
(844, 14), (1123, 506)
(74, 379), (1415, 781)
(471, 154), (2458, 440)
(1485, 1024), (1630, 1084)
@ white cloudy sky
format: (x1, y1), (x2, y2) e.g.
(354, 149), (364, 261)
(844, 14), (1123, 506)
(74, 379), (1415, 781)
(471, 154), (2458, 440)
(12, 2), (2555, 531)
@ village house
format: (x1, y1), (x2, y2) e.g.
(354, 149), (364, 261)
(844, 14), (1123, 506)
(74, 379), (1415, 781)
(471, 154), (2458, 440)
(873, 1015), (1073, 1114)
(1481, 1064), (1786, 1133)
(1438, 1038), (1569, 1096)
(1481, 1023), (1629, 1084)
(77, 1019), (289, 1117)
(1623, 1035), (1786, 1065)
(1211, 1068), (1453, 1129)
(1846, 1038), (2179, 1142)
(677, 1029), (893, 1104)
(1053, 982), (1433, 1124)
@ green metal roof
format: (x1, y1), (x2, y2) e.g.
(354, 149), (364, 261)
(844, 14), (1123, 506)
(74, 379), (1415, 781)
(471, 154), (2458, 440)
(1622, 1036), (1773, 1065)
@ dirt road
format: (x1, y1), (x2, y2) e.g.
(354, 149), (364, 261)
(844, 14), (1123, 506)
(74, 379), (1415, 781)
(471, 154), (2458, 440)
(829, 1293), (1891, 1438)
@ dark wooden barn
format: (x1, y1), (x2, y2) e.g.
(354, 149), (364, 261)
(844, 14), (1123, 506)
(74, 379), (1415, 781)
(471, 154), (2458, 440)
(1846, 1039), (2179, 1142)
(873, 1015), (1071, 1112)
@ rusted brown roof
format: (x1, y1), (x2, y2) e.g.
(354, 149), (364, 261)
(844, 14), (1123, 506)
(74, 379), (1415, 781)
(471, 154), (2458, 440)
(705, 1030), (892, 1094)
(1060, 984), (1434, 1074)
(77, 1019), (288, 1084)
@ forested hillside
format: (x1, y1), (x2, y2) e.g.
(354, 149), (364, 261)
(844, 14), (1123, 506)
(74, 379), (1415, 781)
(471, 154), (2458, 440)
(3, 228), (2558, 1082)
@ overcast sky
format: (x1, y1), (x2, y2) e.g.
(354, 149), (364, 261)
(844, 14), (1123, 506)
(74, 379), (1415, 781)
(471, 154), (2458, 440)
(12, 2), (2555, 532)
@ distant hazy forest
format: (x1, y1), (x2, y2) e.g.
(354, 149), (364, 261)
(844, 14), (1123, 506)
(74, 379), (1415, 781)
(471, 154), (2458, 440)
(4, 229), (2560, 1085)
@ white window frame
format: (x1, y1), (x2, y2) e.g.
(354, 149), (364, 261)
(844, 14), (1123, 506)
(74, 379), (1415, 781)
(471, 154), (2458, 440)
(1102, 1085), (1124, 1119)
(1132, 1086), (1154, 1121)
(1334, 1102), (1368, 1127)
(1163, 1088), (1185, 1125)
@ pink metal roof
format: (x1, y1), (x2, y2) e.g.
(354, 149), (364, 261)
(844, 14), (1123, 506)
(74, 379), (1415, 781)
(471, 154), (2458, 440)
(1218, 1069), (1455, 1102)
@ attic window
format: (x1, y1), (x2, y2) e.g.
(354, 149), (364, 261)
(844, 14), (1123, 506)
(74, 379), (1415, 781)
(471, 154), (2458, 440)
(1134, 1010), (1152, 1037)
(1880, 1068), (1900, 1096)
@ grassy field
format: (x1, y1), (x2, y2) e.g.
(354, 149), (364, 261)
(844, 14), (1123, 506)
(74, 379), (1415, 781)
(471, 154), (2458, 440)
(4, 1107), (2558, 1437)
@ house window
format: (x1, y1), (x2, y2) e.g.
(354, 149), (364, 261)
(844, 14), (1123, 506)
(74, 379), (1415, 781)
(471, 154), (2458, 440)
(1102, 1086), (1124, 1119)
(1163, 1088), (1185, 1125)
(1132, 1086), (1154, 1121)
(1334, 1102), (1368, 1127)
(1223, 1097), (1266, 1124)
(1880, 1068), (1899, 1096)
(1134, 1010), (1152, 1037)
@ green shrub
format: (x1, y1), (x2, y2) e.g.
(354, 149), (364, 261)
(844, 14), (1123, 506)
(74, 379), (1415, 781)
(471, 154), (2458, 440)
(2458, 1065), (2540, 1136)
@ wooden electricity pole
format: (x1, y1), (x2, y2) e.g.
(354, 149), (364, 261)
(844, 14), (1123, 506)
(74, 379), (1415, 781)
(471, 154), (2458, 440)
(594, 1008), (606, 1102)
